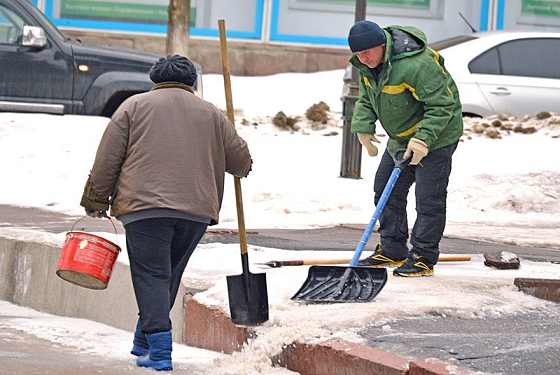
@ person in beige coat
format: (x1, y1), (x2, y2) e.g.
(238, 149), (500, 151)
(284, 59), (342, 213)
(80, 55), (252, 371)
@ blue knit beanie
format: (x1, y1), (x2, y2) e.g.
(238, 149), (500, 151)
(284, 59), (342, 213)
(348, 21), (387, 53)
(149, 55), (197, 86)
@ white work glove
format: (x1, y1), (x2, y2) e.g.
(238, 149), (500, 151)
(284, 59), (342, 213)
(403, 138), (428, 165)
(357, 133), (381, 157)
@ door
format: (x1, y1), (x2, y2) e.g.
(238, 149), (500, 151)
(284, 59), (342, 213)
(0, 1), (73, 114)
(470, 37), (560, 117)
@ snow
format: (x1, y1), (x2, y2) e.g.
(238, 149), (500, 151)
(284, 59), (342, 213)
(1, 69), (560, 373)
(0, 301), (233, 374)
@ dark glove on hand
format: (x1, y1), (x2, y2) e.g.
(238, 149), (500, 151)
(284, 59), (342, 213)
(85, 209), (108, 218)
(80, 175), (110, 213)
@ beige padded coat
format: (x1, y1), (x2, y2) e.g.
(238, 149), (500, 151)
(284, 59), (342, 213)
(88, 85), (251, 225)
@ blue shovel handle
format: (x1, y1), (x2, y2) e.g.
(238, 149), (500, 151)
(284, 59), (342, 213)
(349, 149), (411, 267)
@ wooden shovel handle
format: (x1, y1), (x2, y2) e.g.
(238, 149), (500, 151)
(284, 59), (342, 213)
(267, 254), (471, 267)
(438, 255), (472, 262)
(218, 20), (248, 256)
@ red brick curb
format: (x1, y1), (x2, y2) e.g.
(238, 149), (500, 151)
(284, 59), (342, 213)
(409, 359), (479, 375)
(274, 338), (409, 375)
(184, 298), (256, 354)
(184, 298), (477, 374)
(514, 278), (560, 303)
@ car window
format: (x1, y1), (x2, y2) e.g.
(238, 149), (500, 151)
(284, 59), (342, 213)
(469, 37), (560, 79)
(468, 47), (501, 75)
(0, 4), (26, 45)
(499, 38), (560, 79)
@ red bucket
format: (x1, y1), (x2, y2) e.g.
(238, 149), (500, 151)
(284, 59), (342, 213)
(56, 229), (121, 290)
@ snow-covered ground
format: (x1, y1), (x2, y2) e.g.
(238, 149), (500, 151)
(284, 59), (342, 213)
(1, 70), (559, 247)
(1, 69), (560, 373)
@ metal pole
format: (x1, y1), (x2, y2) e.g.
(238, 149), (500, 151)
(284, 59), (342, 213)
(352, 0), (367, 85)
(355, 0), (367, 21)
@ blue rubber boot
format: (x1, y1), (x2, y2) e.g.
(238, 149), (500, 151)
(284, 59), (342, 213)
(136, 331), (173, 371)
(131, 320), (149, 357)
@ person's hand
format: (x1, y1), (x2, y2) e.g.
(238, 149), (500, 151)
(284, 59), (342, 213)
(85, 209), (107, 218)
(357, 133), (381, 157)
(80, 175), (110, 216)
(403, 138), (428, 165)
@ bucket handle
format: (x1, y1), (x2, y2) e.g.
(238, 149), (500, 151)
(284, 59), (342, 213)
(71, 215), (119, 247)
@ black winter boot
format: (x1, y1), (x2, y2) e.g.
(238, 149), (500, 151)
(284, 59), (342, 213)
(357, 244), (407, 267)
(393, 254), (434, 277)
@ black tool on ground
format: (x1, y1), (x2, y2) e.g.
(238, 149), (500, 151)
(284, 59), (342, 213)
(292, 150), (410, 303)
(219, 19), (269, 325)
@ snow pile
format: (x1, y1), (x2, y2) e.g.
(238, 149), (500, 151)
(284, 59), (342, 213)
(463, 111), (560, 139)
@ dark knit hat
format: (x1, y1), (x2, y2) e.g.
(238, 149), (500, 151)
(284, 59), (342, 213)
(348, 21), (387, 53)
(149, 55), (197, 86)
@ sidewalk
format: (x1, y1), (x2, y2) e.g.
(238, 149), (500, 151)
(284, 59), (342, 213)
(2, 204), (560, 374)
(0, 320), (140, 375)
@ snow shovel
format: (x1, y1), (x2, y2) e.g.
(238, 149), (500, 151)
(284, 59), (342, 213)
(292, 150), (410, 303)
(220, 19), (269, 325)
(261, 254), (471, 268)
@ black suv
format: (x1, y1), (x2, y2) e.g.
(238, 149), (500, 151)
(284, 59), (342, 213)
(0, 0), (202, 117)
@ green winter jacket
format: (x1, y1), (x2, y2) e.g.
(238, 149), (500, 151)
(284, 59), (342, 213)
(350, 25), (463, 155)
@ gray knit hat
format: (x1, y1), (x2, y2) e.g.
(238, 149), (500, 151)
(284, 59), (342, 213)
(149, 55), (197, 86)
(348, 21), (387, 53)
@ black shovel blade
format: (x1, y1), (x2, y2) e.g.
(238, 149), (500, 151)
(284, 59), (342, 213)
(227, 272), (269, 325)
(291, 266), (387, 303)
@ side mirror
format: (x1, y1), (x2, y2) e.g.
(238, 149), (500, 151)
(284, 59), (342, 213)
(22, 26), (47, 48)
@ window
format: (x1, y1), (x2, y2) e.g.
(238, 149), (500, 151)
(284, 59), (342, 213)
(0, 5), (26, 45)
(468, 47), (501, 75)
(469, 38), (560, 79)
(499, 38), (560, 79)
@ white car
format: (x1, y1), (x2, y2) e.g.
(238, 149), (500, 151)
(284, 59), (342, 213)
(433, 31), (560, 117)
(342, 31), (560, 118)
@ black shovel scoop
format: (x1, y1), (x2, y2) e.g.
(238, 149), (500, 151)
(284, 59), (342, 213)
(292, 150), (410, 303)
(220, 19), (269, 325)
(292, 266), (387, 302)
(227, 247), (269, 325)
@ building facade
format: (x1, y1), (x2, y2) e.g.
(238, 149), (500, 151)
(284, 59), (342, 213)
(32, 0), (560, 75)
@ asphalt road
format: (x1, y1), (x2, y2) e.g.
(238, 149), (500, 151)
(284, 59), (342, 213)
(2, 204), (560, 374)
(360, 312), (560, 375)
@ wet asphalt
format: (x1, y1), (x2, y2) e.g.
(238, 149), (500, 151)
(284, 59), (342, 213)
(1, 204), (560, 374)
(360, 312), (560, 375)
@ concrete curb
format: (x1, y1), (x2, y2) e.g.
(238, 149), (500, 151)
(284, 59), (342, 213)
(184, 298), (479, 375)
(0, 236), (200, 343)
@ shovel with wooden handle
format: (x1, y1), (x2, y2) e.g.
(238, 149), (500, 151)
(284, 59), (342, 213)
(260, 254), (471, 268)
(219, 19), (268, 326)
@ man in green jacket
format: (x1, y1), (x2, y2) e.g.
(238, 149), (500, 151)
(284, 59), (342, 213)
(348, 20), (463, 277)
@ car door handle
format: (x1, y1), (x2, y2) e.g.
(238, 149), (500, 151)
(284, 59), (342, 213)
(489, 87), (511, 95)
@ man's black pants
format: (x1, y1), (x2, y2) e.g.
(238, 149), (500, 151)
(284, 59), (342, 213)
(374, 142), (458, 265)
(124, 218), (208, 334)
